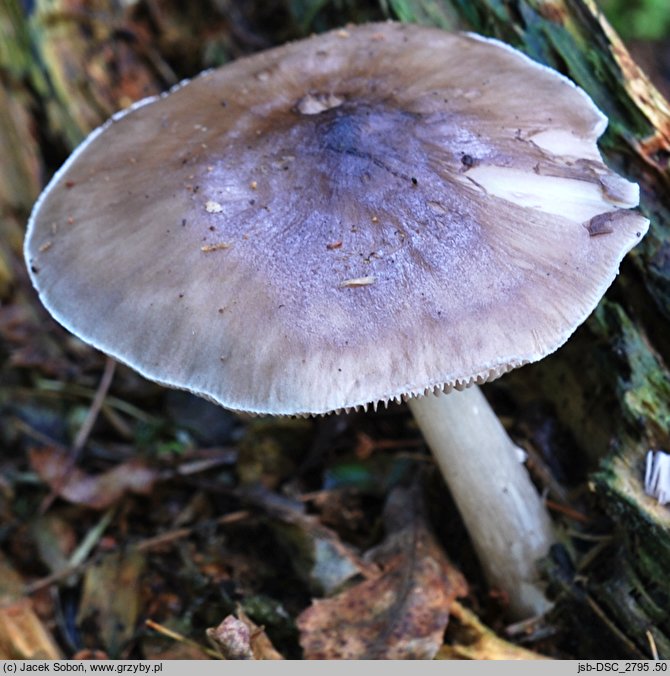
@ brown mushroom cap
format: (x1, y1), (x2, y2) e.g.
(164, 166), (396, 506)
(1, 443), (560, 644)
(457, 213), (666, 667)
(25, 22), (648, 415)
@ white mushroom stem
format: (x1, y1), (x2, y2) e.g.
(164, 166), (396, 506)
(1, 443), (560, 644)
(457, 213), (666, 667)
(407, 385), (556, 619)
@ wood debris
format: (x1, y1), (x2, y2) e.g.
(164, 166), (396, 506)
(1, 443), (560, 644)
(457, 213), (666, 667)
(201, 242), (232, 252)
(339, 276), (375, 288)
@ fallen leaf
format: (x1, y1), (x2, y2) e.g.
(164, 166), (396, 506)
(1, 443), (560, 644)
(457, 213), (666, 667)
(238, 607), (284, 660)
(29, 446), (160, 509)
(242, 482), (371, 595)
(437, 602), (549, 660)
(0, 554), (62, 659)
(0, 599), (63, 659)
(31, 512), (78, 574)
(297, 485), (467, 659)
(271, 515), (370, 596)
(77, 551), (145, 656)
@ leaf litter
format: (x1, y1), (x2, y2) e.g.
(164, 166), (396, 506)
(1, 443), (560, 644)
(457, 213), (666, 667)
(28, 446), (161, 510)
(0, 555), (62, 659)
(297, 485), (467, 659)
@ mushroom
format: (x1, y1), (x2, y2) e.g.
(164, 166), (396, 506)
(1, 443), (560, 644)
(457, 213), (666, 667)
(24, 22), (648, 618)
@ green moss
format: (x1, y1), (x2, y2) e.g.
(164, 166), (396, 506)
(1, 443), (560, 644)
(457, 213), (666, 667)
(589, 301), (670, 446)
(601, 0), (670, 41)
(382, 0), (461, 28)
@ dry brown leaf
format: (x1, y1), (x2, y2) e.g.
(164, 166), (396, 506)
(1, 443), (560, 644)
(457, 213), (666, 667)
(29, 446), (160, 509)
(297, 486), (467, 659)
(0, 599), (63, 660)
(0, 554), (62, 659)
(437, 602), (549, 660)
(31, 512), (78, 574)
(238, 608), (283, 660)
(77, 551), (145, 656)
(441, 610), (548, 660)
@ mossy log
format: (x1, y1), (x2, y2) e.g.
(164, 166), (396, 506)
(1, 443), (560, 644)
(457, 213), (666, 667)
(1, 0), (669, 658)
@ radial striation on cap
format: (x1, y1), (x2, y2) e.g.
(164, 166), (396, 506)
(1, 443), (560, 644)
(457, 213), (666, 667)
(24, 22), (649, 415)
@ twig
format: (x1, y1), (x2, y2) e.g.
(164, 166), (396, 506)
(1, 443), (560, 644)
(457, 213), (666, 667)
(73, 358), (117, 454)
(40, 358), (116, 513)
(24, 559), (90, 595)
(647, 629), (659, 661)
(135, 510), (250, 551)
(584, 594), (645, 658)
(575, 537), (613, 573)
(566, 530), (612, 543)
(545, 499), (591, 523)
(145, 619), (220, 659)
(68, 507), (116, 569)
